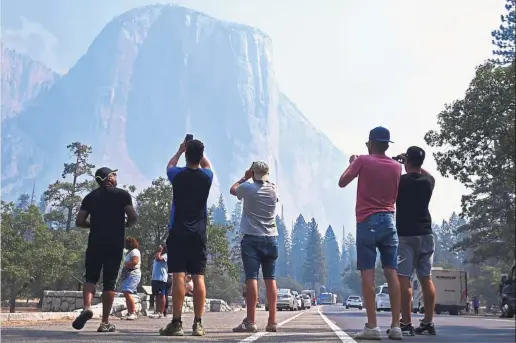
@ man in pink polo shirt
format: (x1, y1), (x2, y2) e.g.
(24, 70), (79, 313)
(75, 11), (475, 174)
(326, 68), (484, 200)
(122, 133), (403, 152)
(338, 126), (403, 340)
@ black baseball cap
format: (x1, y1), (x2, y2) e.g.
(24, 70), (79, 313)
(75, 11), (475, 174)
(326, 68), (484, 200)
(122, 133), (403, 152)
(405, 146), (425, 165)
(95, 167), (118, 184)
(369, 126), (394, 143)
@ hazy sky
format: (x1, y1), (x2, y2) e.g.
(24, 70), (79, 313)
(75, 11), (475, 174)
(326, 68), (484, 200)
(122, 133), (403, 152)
(1, 0), (506, 237)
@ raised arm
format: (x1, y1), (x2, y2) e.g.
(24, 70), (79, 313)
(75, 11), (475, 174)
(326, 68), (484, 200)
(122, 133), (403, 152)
(338, 155), (362, 188)
(200, 155), (211, 169)
(230, 169), (253, 197)
(167, 143), (186, 170)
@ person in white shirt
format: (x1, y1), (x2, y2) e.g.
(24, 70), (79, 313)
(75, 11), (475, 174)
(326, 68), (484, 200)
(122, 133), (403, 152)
(121, 236), (141, 320)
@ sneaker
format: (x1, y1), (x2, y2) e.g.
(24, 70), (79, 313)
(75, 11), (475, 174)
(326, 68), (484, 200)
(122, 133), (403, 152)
(354, 325), (382, 340)
(149, 312), (163, 319)
(387, 323), (415, 336)
(232, 319), (258, 333)
(387, 326), (403, 340)
(192, 319), (206, 336)
(72, 309), (94, 330)
(265, 323), (278, 332)
(124, 313), (137, 320)
(97, 322), (116, 332)
(401, 322), (415, 336)
(159, 319), (184, 336)
(415, 321), (436, 335)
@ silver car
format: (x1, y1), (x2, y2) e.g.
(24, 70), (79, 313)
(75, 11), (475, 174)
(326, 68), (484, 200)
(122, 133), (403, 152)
(267, 288), (297, 311)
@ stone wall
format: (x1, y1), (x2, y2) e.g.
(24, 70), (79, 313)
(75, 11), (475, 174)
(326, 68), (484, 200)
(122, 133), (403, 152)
(41, 291), (231, 317)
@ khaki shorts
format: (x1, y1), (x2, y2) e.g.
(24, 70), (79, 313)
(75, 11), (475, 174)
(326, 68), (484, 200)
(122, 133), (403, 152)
(397, 234), (435, 277)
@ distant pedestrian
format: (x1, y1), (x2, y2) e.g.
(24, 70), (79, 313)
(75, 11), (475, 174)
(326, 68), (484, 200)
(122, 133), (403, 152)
(338, 127), (403, 340)
(72, 167), (137, 333)
(473, 296), (479, 315)
(230, 161), (279, 333)
(120, 236), (141, 320)
(159, 138), (213, 337)
(149, 244), (168, 319)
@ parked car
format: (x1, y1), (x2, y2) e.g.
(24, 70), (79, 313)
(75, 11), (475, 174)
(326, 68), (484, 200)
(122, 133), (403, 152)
(267, 288), (297, 311)
(375, 283), (391, 311)
(345, 295), (363, 310)
(300, 294), (311, 310)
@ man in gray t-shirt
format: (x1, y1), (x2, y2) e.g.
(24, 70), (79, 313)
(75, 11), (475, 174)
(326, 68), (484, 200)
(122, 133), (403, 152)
(229, 161), (279, 333)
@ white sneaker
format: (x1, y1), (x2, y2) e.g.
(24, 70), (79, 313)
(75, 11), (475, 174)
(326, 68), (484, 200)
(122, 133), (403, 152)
(125, 313), (138, 320)
(354, 325), (382, 340)
(388, 326), (403, 340)
(149, 312), (163, 319)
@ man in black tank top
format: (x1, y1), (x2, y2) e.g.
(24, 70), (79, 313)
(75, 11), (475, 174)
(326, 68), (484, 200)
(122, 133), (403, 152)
(72, 167), (137, 333)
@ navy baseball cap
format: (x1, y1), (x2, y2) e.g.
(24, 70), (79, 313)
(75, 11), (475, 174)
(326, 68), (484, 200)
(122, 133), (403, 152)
(369, 126), (393, 143)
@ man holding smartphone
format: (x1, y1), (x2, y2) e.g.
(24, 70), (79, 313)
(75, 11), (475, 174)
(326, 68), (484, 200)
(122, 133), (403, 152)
(229, 161), (279, 333)
(392, 146), (437, 336)
(159, 136), (213, 337)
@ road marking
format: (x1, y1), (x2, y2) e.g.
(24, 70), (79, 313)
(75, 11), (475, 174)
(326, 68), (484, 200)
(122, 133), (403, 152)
(318, 307), (357, 343)
(485, 318), (516, 323)
(237, 310), (305, 343)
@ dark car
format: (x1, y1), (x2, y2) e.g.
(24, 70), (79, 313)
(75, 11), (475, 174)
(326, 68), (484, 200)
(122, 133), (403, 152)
(499, 263), (516, 318)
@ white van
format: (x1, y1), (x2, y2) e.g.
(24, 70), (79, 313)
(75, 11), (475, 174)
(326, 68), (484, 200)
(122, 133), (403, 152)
(412, 267), (467, 315)
(375, 283), (390, 311)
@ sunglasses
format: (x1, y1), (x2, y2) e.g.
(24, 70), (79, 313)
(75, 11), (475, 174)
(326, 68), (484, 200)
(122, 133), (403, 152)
(95, 172), (117, 182)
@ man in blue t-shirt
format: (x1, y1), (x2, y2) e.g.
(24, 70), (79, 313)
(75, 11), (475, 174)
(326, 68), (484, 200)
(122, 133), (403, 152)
(159, 139), (213, 337)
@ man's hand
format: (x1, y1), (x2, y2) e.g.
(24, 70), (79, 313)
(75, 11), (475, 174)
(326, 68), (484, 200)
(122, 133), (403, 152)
(244, 169), (253, 180)
(179, 141), (187, 153)
(349, 155), (358, 164)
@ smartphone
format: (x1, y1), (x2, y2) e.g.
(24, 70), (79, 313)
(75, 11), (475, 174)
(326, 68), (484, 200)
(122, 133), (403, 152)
(184, 134), (193, 143)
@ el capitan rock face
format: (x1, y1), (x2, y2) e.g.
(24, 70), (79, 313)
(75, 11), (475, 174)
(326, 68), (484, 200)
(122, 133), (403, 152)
(1, 4), (354, 232)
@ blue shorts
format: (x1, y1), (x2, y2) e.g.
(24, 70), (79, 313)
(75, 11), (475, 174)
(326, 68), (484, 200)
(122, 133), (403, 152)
(356, 212), (398, 270)
(241, 235), (279, 280)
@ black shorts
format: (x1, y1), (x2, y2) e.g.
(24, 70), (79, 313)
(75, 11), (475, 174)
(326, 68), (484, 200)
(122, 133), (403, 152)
(167, 228), (207, 275)
(151, 280), (168, 295)
(84, 244), (123, 291)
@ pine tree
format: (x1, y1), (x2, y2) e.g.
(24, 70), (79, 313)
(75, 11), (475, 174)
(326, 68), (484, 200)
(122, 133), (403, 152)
(228, 201), (244, 282)
(276, 215), (291, 278)
(212, 194), (228, 225)
(16, 194), (30, 210)
(291, 214), (308, 282)
(344, 233), (356, 265)
(228, 200), (242, 247)
(44, 142), (95, 230)
(302, 218), (326, 289)
(324, 225), (341, 291)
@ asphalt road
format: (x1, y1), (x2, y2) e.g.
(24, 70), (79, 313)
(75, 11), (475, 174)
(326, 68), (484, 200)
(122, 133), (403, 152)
(2, 305), (514, 342)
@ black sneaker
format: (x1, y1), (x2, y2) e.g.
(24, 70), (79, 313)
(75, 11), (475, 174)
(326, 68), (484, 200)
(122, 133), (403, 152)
(386, 322), (415, 336)
(401, 322), (415, 336)
(415, 321), (436, 335)
(72, 309), (93, 330)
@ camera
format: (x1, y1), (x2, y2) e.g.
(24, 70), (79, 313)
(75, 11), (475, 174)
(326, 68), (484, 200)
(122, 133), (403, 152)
(392, 154), (406, 164)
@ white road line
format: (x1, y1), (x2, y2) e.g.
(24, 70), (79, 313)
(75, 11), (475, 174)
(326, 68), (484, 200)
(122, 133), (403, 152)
(318, 307), (358, 343)
(485, 318), (516, 323)
(237, 311), (305, 343)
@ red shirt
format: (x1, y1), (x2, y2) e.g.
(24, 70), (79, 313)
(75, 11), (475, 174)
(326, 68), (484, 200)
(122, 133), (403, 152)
(345, 154), (402, 223)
